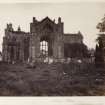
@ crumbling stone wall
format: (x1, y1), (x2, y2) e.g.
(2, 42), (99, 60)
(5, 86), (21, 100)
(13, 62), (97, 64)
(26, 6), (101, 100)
(2, 17), (84, 63)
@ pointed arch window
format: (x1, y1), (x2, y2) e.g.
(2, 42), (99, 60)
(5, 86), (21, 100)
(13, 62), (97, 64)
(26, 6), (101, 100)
(40, 41), (48, 56)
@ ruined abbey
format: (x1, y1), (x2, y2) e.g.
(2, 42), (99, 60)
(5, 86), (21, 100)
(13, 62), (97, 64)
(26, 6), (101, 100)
(2, 17), (84, 63)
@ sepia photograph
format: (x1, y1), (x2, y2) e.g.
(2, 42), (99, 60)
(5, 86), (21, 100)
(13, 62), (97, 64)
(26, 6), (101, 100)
(0, 0), (105, 96)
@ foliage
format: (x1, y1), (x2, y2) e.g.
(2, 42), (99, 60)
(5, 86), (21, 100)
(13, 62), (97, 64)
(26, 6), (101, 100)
(95, 37), (104, 68)
(97, 15), (105, 32)
(95, 14), (105, 68)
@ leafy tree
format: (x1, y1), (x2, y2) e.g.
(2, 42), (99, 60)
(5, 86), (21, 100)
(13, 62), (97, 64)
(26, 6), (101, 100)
(97, 15), (105, 32)
(95, 14), (105, 68)
(95, 37), (104, 68)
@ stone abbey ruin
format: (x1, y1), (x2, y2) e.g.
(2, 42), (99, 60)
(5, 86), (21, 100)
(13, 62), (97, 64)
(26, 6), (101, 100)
(2, 17), (87, 63)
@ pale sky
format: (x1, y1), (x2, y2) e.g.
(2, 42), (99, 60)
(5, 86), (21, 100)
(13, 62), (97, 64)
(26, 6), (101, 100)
(0, 2), (105, 51)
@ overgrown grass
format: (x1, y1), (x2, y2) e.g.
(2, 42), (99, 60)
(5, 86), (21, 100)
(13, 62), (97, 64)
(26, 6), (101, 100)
(0, 61), (105, 96)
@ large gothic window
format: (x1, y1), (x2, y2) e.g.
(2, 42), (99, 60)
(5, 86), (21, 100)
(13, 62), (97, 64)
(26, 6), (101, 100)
(40, 41), (48, 56)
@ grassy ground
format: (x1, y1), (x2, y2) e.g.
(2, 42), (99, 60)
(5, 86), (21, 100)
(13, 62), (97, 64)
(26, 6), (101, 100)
(0, 61), (105, 96)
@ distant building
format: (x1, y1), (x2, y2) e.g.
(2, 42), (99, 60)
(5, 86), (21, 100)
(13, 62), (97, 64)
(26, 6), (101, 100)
(2, 17), (84, 63)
